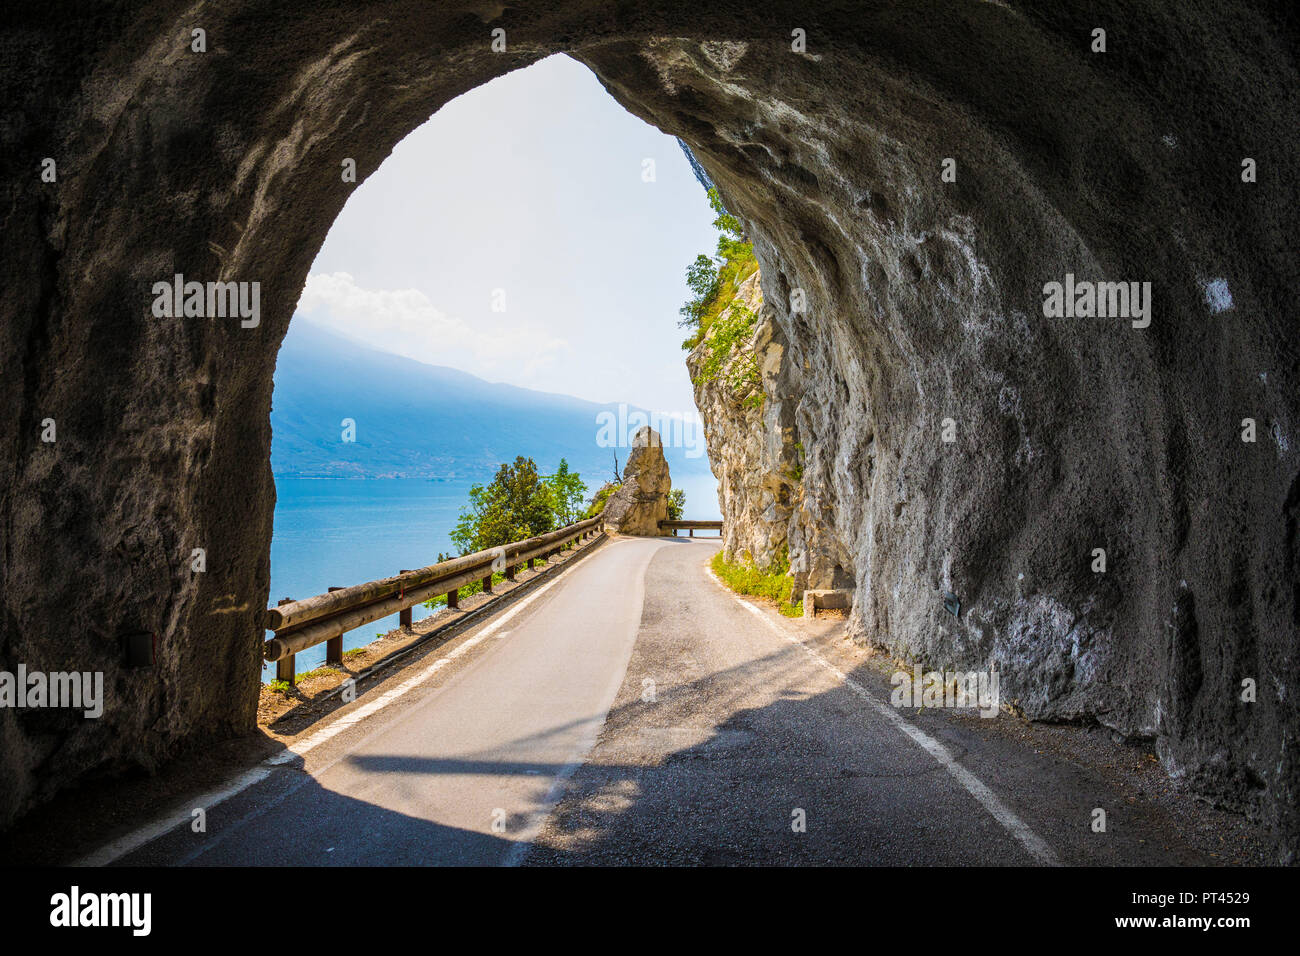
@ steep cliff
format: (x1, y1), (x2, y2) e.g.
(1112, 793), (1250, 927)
(657, 26), (1299, 849)
(690, 269), (855, 600)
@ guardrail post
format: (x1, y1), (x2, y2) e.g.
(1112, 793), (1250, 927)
(398, 571), (413, 630)
(527, 557), (535, 571)
(276, 654), (295, 685)
(326, 587), (344, 664)
(482, 574), (493, 594)
(447, 589), (459, 610)
(276, 597), (296, 685)
(505, 563), (516, 581)
(689, 528), (694, 537)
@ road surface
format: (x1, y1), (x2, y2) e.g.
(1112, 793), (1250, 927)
(93, 537), (1251, 866)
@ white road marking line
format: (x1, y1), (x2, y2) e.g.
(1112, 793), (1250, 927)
(73, 568), (572, 867)
(705, 566), (1061, 867)
(71, 767), (272, 867)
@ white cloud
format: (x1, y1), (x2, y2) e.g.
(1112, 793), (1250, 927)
(294, 271), (571, 382)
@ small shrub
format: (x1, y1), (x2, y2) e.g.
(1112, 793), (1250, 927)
(585, 481), (619, 518)
(788, 442), (805, 481)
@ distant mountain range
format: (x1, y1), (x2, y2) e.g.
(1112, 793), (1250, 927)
(271, 319), (715, 488)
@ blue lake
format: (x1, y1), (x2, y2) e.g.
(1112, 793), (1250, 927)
(263, 473), (720, 681)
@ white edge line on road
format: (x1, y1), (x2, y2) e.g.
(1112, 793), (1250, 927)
(70, 767), (273, 868)
(73, 565), (574, 867)
(704, 566), (1062, 867)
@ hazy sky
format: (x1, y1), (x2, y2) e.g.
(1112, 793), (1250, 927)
(297, 53), (719, 416)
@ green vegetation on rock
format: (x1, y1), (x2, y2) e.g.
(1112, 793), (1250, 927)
(710, 548), (803, 617)
(680, 187), (763, 407)
(693, 301), (763, 407)
(679, 187), (758, 350)
(585, 480), (619, 518)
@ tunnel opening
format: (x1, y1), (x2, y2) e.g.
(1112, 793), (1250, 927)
(1, 3), (1296, 859)
(261, 53), (724, 681)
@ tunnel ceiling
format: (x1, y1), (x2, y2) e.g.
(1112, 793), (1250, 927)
(0, 2), (1297, 859)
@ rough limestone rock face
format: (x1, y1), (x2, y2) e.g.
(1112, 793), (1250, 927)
(601, 428), (671, 537)
(0, 3), (1296, 857)
(688, 272), (784, 563)
(690, 270), (853, 596)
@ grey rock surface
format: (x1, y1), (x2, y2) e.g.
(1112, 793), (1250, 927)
(601, 427), (671, 536)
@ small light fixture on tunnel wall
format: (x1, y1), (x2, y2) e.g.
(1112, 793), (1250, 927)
(942, 591), (961, 619)
(121, 631), (154, 669)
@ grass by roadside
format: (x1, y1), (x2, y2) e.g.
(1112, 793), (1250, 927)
(710, 549), (803, 617)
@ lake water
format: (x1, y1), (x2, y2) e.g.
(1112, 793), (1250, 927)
(263, 473), (720, 681)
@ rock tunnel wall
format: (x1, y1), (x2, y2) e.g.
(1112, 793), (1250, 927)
(0, 2), (1296, 857)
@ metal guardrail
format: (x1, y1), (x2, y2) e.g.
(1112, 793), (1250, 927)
(660, 519), (724, 537)
(263, 517), (603, 684)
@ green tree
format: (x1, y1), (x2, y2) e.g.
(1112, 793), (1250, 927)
(667, 488), (686, 521)
(678, 253), (721, 329)
(449, 456), (556, 554)
(545, 458), (588, 526)
(679, 187), (757, 346)
(708, 185), (744, 238)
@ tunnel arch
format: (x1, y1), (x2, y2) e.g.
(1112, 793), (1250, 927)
(1, 2), (1296, 857)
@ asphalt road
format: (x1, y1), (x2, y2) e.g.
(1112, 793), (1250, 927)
(101, 536), (1249, 866)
